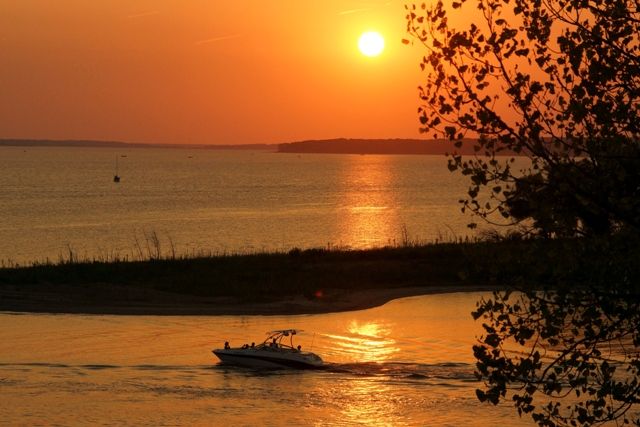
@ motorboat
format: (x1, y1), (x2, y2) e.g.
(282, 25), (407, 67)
(212, 329), (323, 369)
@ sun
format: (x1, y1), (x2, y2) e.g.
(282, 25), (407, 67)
(358, 31), (385, 57)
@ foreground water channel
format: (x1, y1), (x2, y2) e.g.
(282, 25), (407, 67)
(0, 293), (534, 426)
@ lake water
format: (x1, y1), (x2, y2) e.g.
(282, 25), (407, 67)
(0, 293), (532, 426)
(0, 147), (481, 264)
(0, 147), (535, 425)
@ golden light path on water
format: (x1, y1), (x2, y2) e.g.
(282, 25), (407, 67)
(324, 320), (399, 362)
(335, 379), (401, 426)
(337, 155), (401, 248)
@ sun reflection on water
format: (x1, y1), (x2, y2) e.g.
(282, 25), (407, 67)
(337, 156), (401, 248)
(325, 320), (399, 363)
(334, 379), (409, 427)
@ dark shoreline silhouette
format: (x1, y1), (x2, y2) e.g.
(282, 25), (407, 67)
(2, 235), (634, 316)
(0, 139), (273, 151)
(277, 138), (516, 156)
(0, 242), (499, 316)
(0, 137), (522, 156)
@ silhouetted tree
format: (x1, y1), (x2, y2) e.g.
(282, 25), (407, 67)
(406, 0), (640, 425)
(506, 148), (640, 237)
(405, 0), (640, 236)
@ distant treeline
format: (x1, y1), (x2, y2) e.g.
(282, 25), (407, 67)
(1, 137), (522, 156)
(277, 138), (518, 156)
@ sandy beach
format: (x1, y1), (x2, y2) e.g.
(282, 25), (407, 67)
(0, 283), (498, 316)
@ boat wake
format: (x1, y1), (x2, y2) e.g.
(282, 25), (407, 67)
(322, 361), (477, 384)
(210, 360), (477, 387)
(0, 360), (477, 386)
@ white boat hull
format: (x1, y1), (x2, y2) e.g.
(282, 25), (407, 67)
(212, 348), (323, 369)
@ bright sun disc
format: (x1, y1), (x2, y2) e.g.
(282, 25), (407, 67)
(358, 31), (384, 57)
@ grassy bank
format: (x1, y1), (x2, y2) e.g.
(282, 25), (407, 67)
(1, 235), (638, 315)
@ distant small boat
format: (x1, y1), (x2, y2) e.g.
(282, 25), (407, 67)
(113, 155), (121, 183)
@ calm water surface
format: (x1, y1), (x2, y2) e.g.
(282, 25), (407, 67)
(0, 147), (480, 264)
(0, 293), (532, 426)
(1, 148), (535, 424)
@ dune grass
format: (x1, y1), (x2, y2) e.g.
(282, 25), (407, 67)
(0, 233), (637, 314)
(0, 243), (471, 300)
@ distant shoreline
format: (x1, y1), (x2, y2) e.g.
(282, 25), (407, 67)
(0, 137), (523, 156)
(0, 138), (274, 151)
(277, 137), (516, 156)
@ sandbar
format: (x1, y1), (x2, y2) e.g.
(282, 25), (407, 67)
(0, 283), (498, 316)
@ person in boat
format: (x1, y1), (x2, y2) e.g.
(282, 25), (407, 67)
(251, 342), (255, 348)
(271, 338), (278, 348)
(224, 341), (230, 349)
(297, 345), (302, 352)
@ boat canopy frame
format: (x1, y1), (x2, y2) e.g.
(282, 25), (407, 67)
(261, 329), (303, 350)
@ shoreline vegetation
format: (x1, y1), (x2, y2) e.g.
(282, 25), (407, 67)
(0, 242), (493, 316)
(2, 235), (636, 316)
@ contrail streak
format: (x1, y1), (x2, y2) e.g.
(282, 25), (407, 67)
(195, 34), (242, 45)
(126, 11), (160, 19)
(338, 8), (371, 15)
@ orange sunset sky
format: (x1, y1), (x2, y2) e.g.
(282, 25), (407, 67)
(0, 1), (425, 145)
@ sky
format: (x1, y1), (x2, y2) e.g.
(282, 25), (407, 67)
(0, 1), (425, 145)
